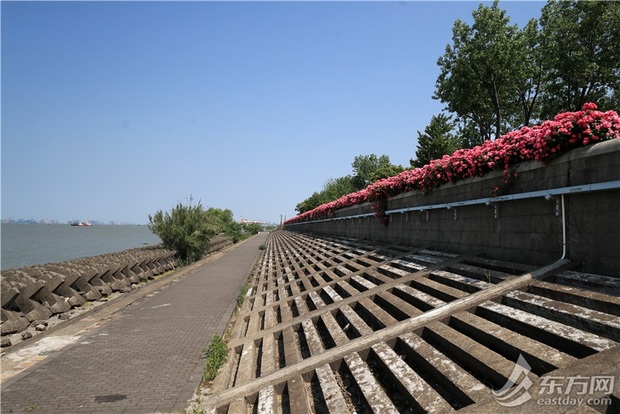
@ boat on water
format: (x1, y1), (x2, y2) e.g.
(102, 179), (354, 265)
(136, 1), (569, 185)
(70, 221), (92, 227)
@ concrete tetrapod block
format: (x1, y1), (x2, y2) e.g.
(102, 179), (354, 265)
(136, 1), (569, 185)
(160, 253), (177, 272)
(152, 258), (167, 275)
(1, 284), (20, 308)
(98, 267), (126, 293)
(129, 260), (148, 282)
(46, 273), (87, 307)
(23, 270), (72, 314)
(1, 308), (30, 335)
(85, 270), (113, 297)
(1, 269), (37, 290)
(138, 259), (155, 280)
(52, 271), (86, 307)
(31, 283), (71, 315)
(111, 266), (132, 290)
(147, 256), (160, 275)
(1, 286), (25, 331)
(120, 262), (140, 284)
(44, 266), (91, 302)
(70, 270), (103, 301)
(13, 282), (53, 322)
(144, 257), (156, 271)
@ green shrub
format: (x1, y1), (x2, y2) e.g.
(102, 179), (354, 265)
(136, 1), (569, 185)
(203, 335), (227, 382)
(204, 208), (243, 243)
(148, 199), (212, 265)
(243, 222), (262, 235)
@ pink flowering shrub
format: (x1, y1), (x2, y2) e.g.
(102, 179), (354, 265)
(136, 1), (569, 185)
(286, 103), (620, 225)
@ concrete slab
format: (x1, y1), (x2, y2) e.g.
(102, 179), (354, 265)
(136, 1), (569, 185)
(200, 230), (620, 413)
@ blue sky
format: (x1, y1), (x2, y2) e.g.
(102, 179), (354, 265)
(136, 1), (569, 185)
(2, 1), (545, 225)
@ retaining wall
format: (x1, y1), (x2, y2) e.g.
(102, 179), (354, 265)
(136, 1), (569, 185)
(286, 139), (620, 277)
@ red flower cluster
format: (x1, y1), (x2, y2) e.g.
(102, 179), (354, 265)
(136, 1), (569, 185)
(286, 103), (620, 225)
(286, 188), (372, 223)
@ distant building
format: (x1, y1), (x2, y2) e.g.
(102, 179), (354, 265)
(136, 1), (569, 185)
(239, 218), (266, 225)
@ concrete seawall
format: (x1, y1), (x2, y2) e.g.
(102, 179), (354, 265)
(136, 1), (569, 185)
(0, 235), (233, 342)
(286, 139), (620, 277)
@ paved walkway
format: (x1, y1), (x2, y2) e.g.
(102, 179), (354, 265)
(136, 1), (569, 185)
(1, 233), (268, 414)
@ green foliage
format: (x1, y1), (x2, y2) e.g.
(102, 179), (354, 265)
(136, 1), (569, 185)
(351, 154), (401, 189)
(295, 154), (403, 214)
(243, 222), (262, 235)
(202, 335), (227, 382)
(435, 0), (524, 142)
(148, 200), (247, 263)
(434, 0), (620, 142)
(323, 176), (358, 201)
(513, 17), (543, 127)
(295, 176), (358, 213)
(204, 208), (243, 242)
(538, 0), (620, 117)
(368, 163), (405, 184)
(410, 113), (464, 167)
(235, 284), (249, 311)
(295, 191), (326, 214)
(148, 199), (212, 265)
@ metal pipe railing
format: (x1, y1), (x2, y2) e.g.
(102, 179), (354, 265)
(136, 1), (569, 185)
(285, 180), (620, 226)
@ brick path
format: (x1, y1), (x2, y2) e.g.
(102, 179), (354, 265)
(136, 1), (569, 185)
(1, 233), (268, 414)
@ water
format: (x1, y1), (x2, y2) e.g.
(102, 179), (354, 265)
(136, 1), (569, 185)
(1, 223), (162, 270)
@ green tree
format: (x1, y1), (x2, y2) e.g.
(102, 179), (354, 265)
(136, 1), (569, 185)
(410, 114), (463, 168)
(538, 0), (620, 117)
(369, 164), (405, 183)
(243, 222), (262, 235)
(435, 1), (529, 142)
(148, 199), (212, 265)
(204, 207), (243, 242)
(295, 176), (356, 214)
(294, 154), (403, 214)
(351, 154), (401, 189)
(323, 176), (357, 201)
(296, 191), (327, 214)
(513, 17), (544, 127)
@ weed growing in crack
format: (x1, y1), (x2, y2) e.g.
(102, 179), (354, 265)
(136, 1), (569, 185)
(203, 335), (227, 382)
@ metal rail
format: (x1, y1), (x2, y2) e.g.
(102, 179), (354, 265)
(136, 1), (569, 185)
(285, 180), (620, 225)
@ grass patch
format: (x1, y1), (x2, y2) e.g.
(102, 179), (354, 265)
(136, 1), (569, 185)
(235, 284), (249, 312)
(258, 244), (266, 251)
(203, 335), (227, 382)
